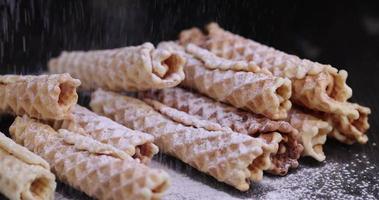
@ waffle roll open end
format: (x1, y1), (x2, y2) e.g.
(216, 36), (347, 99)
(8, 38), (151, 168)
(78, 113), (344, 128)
(0, 132), (56, 200)
(326, 103), (371, 144)
(0, 73), (80, 120)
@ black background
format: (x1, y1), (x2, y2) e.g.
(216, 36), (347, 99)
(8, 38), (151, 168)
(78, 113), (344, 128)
(0, 0), (378, 199)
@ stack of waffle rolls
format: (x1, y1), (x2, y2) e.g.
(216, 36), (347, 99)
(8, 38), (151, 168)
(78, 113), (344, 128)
(48, 43), (186, 91)
(157, 41), (292, 120)
(0, 132), (56, 200)
(9, 116), (170, 200)
(139, 87), (307, 172)
(48, 105), (159, 164)
(178, 23), (371, 144)
(0, 21), (372, 198)
(0, 74), (80, 120)
(141, 87), (328, 162)
(90, 89), (280, 191)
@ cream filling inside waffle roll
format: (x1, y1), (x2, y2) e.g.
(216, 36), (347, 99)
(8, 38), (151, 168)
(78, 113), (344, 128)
(90, 89), (279, 191)
(47, 105), (159, 164)
(0, 132), (56, 200)
(158, 41), (292, 120)
(0, 73), (80, 120)
(9, 116), (170, 200)
(140, 87), (304, 173)
(178, 23), (371, 143)
(48, 42), (186, 92)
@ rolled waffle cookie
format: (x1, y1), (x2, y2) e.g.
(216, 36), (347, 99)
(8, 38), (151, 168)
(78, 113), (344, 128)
(159, 42), (292, 120)
(324, 103), (370, 144)
(49, 105), (159, 163)
(10, 116), (170, 200)
(179, 23), (357, 116)
(90, 89), (279, 191)
(142, 98), (284, 176)
(179, 23), (371, 143)
(48, 42), (186, 91)
(0, 74), (80, 120)
(287, 108), (332, 161)
(0, 132), (56, 200)
(140, 87), (304, 172)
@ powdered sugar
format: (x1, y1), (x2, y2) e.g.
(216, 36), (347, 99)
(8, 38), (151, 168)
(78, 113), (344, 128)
(253, 154), (378, 200)
(54, 142), (379, 200)
(152, 147), (378, 200)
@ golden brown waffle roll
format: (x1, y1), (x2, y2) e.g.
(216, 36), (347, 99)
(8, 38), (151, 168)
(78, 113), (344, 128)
(9, 116), (170, 200)
(0, 132), (56, 200)
(48, 42), (185, 91)
(90, 89), (278, 191)
(0, 74), (80, 120)
(49, 105), (159, 164)
(324, 103), (370, 144)
(159, 42), (292, 120)
(179, 23), (355, 116)
(140, 87), (304, 172)
(287, 108), (332, 161)
(141, 98), (282, 180)
(179, 23), (371, 143)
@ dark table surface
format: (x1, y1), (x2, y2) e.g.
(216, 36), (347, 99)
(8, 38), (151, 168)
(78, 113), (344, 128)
(0, 0), (378, 199)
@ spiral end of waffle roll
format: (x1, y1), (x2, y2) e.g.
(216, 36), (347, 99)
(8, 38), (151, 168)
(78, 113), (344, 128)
(21, 174), (56, 200)
(327, 104), (371, 144)
(270, 77), (292, 120)
(56, 73), (81, 110)
(0, 131), (56, 200)
(150, 45), (187, 90)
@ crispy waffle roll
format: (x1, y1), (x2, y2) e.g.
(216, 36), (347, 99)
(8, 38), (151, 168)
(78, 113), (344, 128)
(180, 23), (372, 143)
(140, 88), (303, 172)
(179, 23), (358, 118)
(0, 132), (56, 200)
(159, 42), (292, 120)
(287, 108), (332, 161)
(10, 116), (170, 200)
(0, 74), (80, 120)
(325, 103), (370, 144)
(48, 42), (185, 91)
(49, 105), (159, 163)
(142, 98), (282, 177)
(90, 89), (278, 191)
